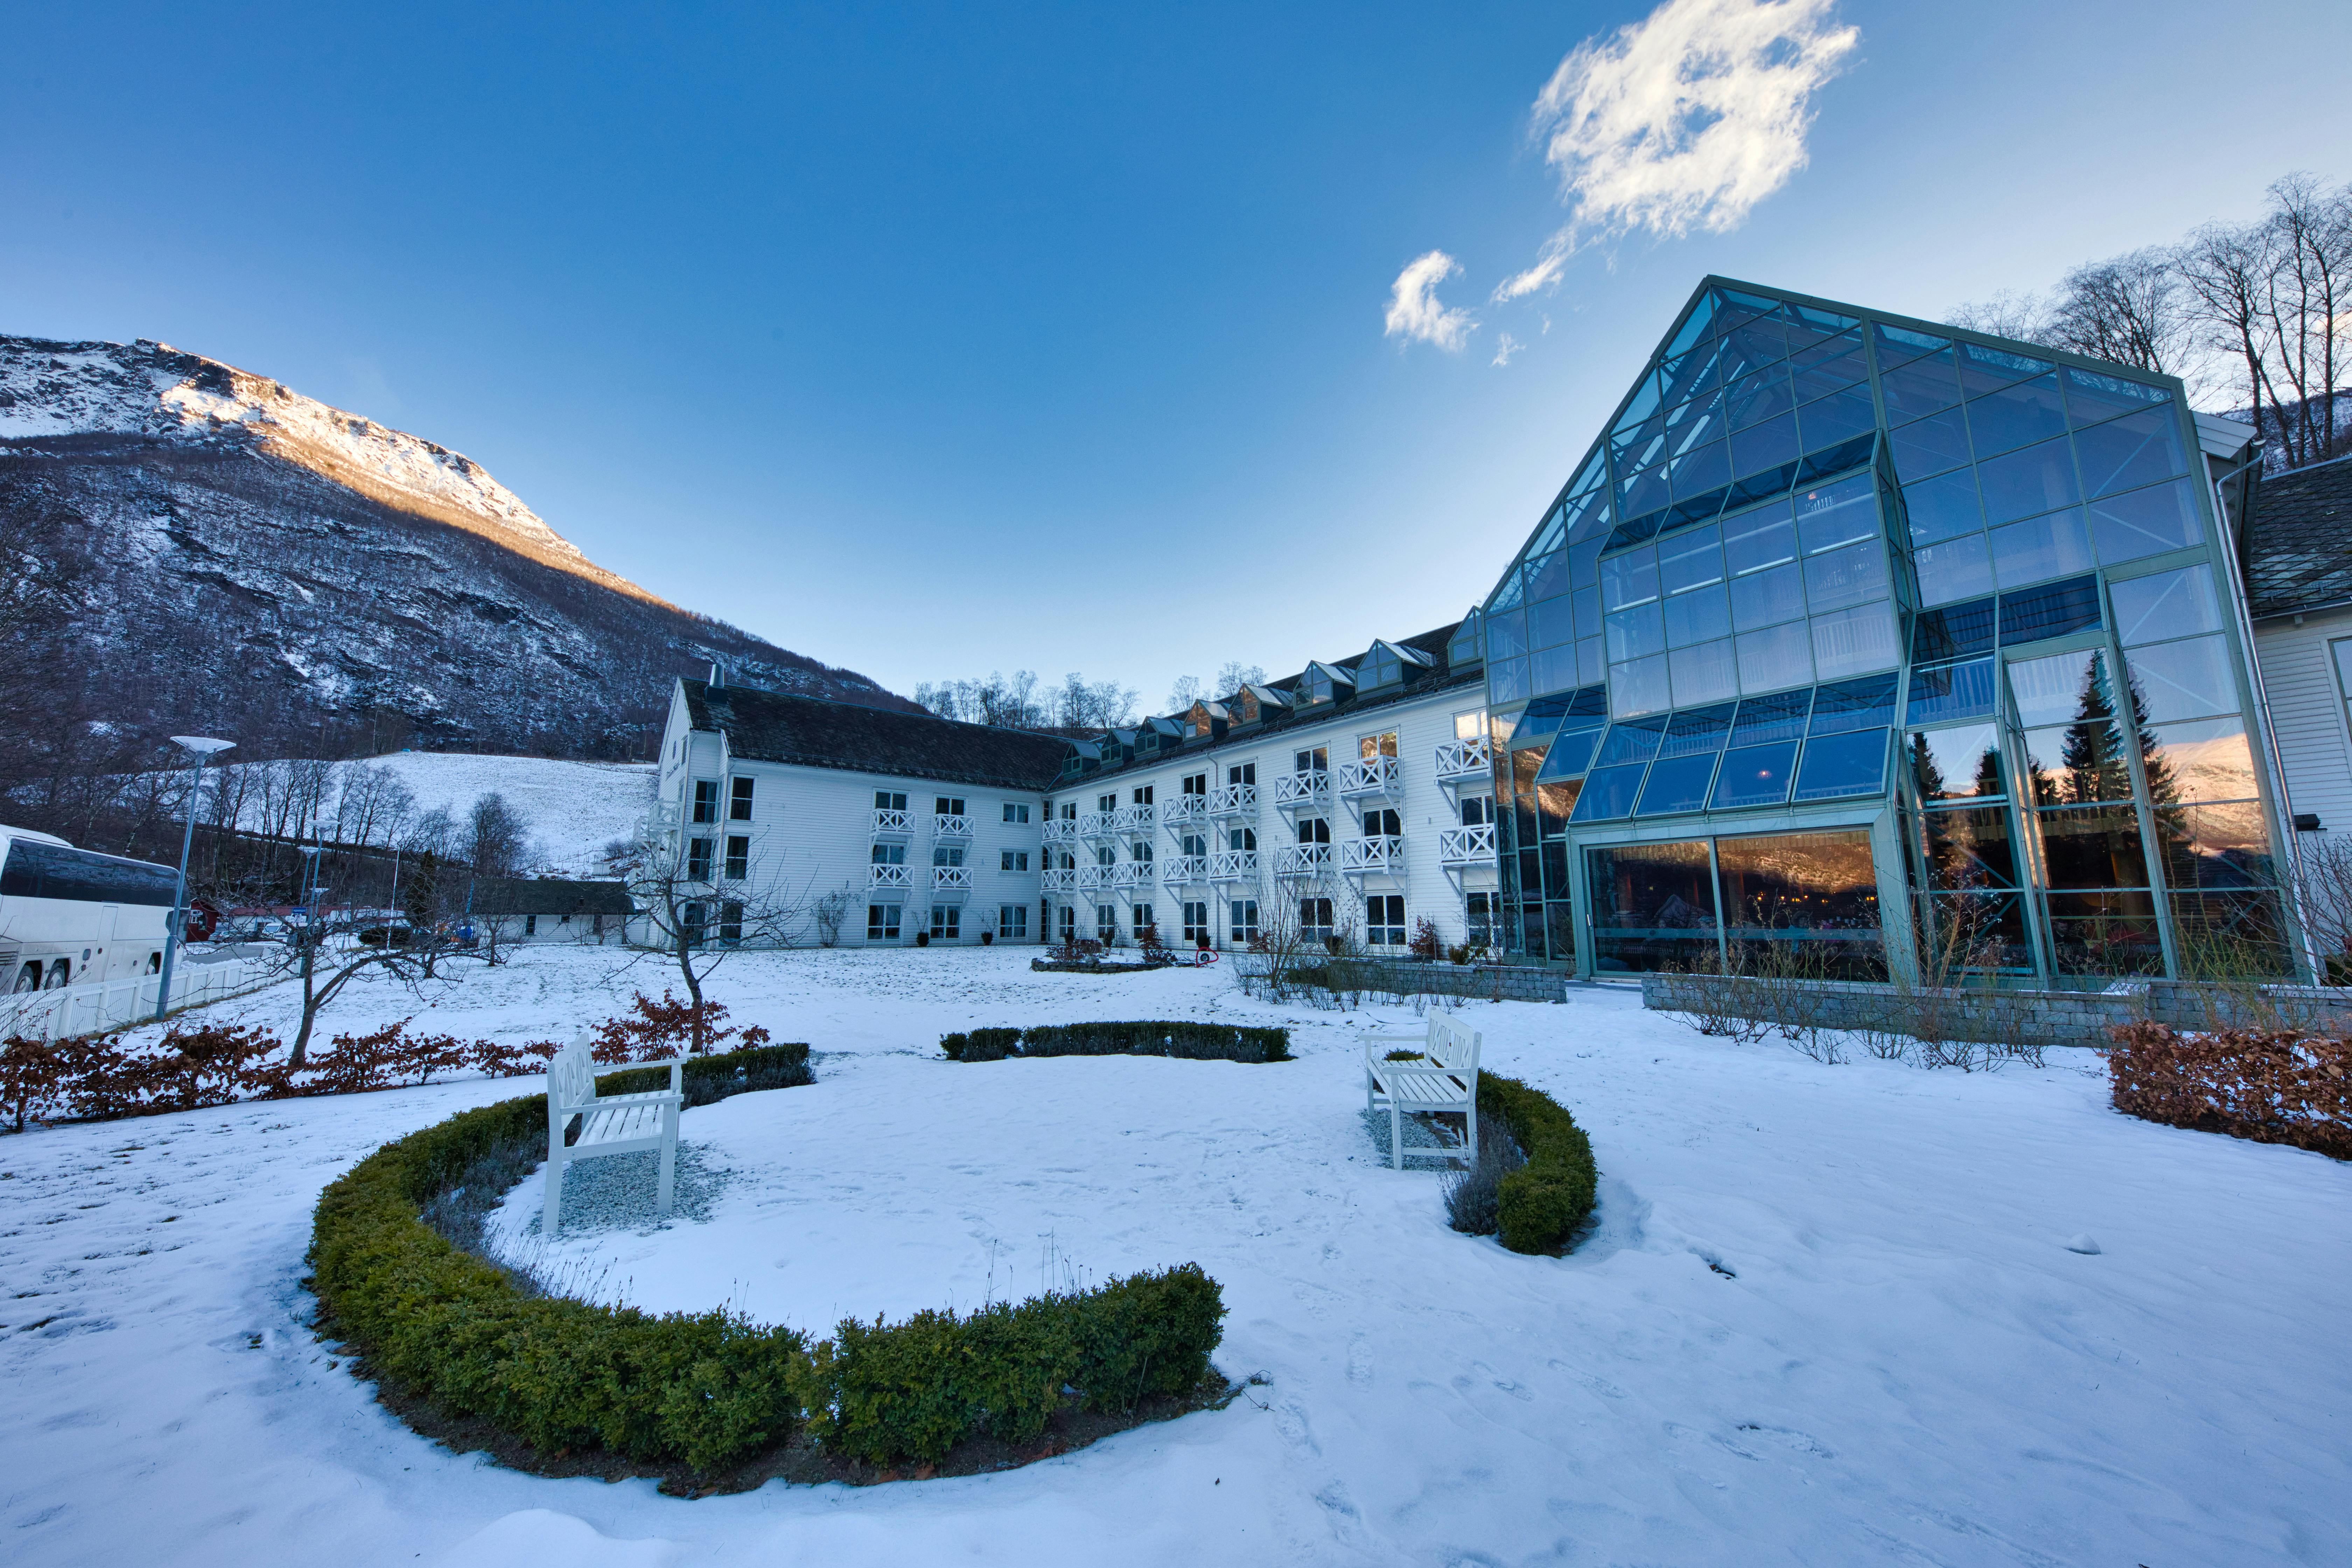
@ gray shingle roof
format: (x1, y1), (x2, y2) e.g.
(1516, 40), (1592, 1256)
(470, 877), (634, 918)
(2245, 453), (2352, 619)
(683, 680), (1072, 792)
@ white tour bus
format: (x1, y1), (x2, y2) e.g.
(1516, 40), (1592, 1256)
(0, 826), (182, 993)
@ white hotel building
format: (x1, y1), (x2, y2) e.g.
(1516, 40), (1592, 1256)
(650, 618), (1501, 952)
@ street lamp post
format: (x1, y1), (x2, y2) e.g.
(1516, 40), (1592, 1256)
(154, 735), (235, 1024)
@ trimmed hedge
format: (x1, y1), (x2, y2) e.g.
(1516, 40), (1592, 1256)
(1476, 1072), (1598, 1255)
(940, 1021), (1290, 1064)
(309, 1041), (1226, 1476)
(598, 1041), (813, 1107)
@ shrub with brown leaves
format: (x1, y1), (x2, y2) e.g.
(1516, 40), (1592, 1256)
(590, 991), (768, 1062)
(2107, 1021), (2352, 1161)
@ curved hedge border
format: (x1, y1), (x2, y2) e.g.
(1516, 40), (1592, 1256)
(941, 1021), (1290, 1063)
(1477, 1072), (1598, 1255)
(309, 1042), (1226, 1476)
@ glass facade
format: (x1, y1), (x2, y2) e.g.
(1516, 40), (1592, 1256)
(1483, 279), (2292, 986)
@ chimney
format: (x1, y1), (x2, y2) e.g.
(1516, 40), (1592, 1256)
(708, 662), (723, 689)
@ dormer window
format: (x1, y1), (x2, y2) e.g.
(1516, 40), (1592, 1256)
(1295, 662), (1356, 707)
(1447, 611), (1484, 668)
(1355, 640), (1433, 693)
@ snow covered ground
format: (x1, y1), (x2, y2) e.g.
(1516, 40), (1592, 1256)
(355, 752), (654, 875)
(2, 946), (2346, 1567)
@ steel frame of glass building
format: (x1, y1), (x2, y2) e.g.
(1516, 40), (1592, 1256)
(1479, 277), (2294, 987)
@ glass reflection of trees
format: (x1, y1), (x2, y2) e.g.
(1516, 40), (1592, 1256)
(1906, 722), (2031, 973)
(1716, 831), (1886, 980)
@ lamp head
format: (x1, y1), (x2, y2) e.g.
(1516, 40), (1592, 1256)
(171, 736), (236, 757)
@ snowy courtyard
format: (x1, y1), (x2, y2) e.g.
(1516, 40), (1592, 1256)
(2, 945), (2346, 1566)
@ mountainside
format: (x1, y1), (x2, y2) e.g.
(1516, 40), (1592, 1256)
(0, 334), (916, 757)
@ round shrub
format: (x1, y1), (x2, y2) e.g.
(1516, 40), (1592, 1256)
(1475, 1072), (1598, 1255)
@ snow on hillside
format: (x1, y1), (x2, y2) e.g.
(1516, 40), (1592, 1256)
(365, 752), (654, 874)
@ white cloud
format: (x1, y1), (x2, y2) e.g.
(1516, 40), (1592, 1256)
(1492, 332), (1524, 367)
(1492, 247), (1567, 303)
(1383, 250), (1477, 352)
(1529, 0), (1857, 243)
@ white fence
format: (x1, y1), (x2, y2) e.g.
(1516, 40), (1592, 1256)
(0, 956), (274, 1044)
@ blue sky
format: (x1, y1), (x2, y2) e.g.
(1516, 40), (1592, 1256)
(8, 2), (2349, 716)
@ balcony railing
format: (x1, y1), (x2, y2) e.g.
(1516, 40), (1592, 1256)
(1438, 823), (1497, 865)
(1208, 783), (1258, 817)
(1339, 836), (1404, 877)
(1274, 842), (1332, 878)
(1273, 770), (1330, 811)
(1335, 757), (1400, 799)
(1113, 803), (1155, 833)
(868, 863), (914, 890)
(1079, 864), (1118, 892)
(1434, 736), (1492, 782)
(1113, 861), (1153, 888)
(1163, 854), (1208, 884)
(1209, 849), (1259, 882)
(931, 865), (973, 894)
(871, 808), (912, 837)
(1043, 819), (1077, 845)
(1042, 867), (1077, 895)
(1079, 811), (1117, 839)
(1161, 795), (1209, 832)
(933, 813), (972, 839)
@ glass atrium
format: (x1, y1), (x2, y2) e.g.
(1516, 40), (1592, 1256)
(1480, 278), (2291, 985)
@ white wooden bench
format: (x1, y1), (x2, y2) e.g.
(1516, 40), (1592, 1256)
(544, 1031), (685, 1234)
(1361, 1012), (1480, 1170)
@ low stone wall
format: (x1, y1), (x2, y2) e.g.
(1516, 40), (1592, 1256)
(1312, 959), (1568, 1003)
(1640, 973), (2352, 1046)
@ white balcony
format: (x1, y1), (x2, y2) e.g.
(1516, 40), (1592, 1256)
(1274, 842), (1332, 878)
(868, 863), (914, 890)
(1079, 864), (1118, 892)
(1273, 770), (1330, 812)
(1079, 811), (1117, 839)
(1209, 849), (1260, 882)
(1113, 803), (1155, 833)
(871, 808), (912, 837)
(1335, 756), (1400, 800)
(1208, 783), (1259, 817)
(1043, 819), (1077, 845)
(1163, 854), (1208, 884)
(1042, 867), (1077, 895)
(931, 865), (973, 897)
(1434, 736), (1492, 783)
(933, 813), (972, 839)
(1161, 795), (1210, 832)
(1339, 836), (1405, 879)
(1438, 823), (1498, 866)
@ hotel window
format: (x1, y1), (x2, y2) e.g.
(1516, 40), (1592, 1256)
(1002, 802), (1032, 824)
(1359, 730), (1399, 760)
(1183, 772), (1209, 795)
(999, 904), (1029, 939)
(1097, 905), (1119, 941)
(1230, 826), (1257, 851)
(1182, 833), (1207, 856)
(681, 901), (706, 946)
(1098, 792), (1118, 812)
(1057, 905), (1077, 941)
(1182, 902), (1210, 944)
(1300, 897), (1334, 942)
(692, 780), (719, 823)
(1362, 808), (1402, 838)
(1133, 785), (1155, 804)
(1229, 899), (1261, 945)
(1001, 849), (1031, 872)
(1133, 903), (1156, 934)
(1294, 747), (1328, 773)
(1296, 817), (1330, 844)
(523, 914), (538, 937)
(729, 777), (755, 820)
(687, 838), (713, 880)
(933, 845), (966, 867)
(1465, 891), (1496, 946)
(723, 835), (749, 879)
(1131, 841), (1154, 863)
(1460, 796), (1493, 826)
(718, 901), (743, 943)
(931, 906), (960, 940)
(872, 841), (906, 864)
(1366, 894), (1407, 946)
(867, 904), (902, 940)
(1059, 801), (1078, 819)
(1228, 762), (1256, 785)
(936, 796), (966, 816)
(875, 790), (908, 811)
(1455, 710), (1487, 740)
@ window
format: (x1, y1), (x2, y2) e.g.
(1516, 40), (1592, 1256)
(1460, 796), (1493, 826)
(1097, 905), (1119, 942)
(724, 836), (749, 880)
(1133, 785), (1155, 805)
(1059, 801), (1077, 820)
(1097, 845), (1116, 867)
(1294, 747), (1328, 774)
(871, 842), (906, 865)
(719, 901), (743, 943)
(1296, 817), (1330, 845)
(931, 906), (961, 940)
(681, 901), (707, 947)
(933, 845), (966, 867)
(1228, 762), (1256, 785)
(1131, 841), (1154, 863)
(1366, 895), (1406, 946)
(1300, 897), (1334, 943)
(1182, 833), (1207, 856)
(1183, 773), (1209, 795)
(1097, 792), (1117, 812)
(1133, 903), (1155, 935)
(875, 790), (908, 811)
(999, 904), (1029, 939)
(687, 838), (714, 880)
(1002, 802), (1032, 824)
(1362, 808), (1401, 838)
(1455, 710), (1487, 741)
(1057, 905), (1076, 941)
(1182, 902), (1210, 944)
(1001, 849), (1031, 872)
(1359, 731), (1399, 760)
(1230, 899), (1261, 945)
(936, 796), (966, 816)
(692, 780), (719, 823)
(1465, 891), (1496, 946)
(1231, 827), (1258, 851)
(730, 777), (755, 821)
(523, 914), (538, 937)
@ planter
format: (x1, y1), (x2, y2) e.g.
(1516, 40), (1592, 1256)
(915, 931), (931, 948)
(981, 932), (995, 945)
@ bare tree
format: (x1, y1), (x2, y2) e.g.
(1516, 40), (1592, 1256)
(2047, 248), (2194, 377)
(612, 825), (819, 1052)
(1165, 674), (1204, 713)
(1946, 289), (2055, 346)
(465, 792), (532, 879)
(1214, 662), (1268, 698)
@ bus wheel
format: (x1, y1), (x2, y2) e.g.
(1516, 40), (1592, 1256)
(44, 960), (70, 990)
(13, 962), (37, 994)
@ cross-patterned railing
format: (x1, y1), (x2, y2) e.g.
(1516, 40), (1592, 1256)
(1434, 736), (1491, 781)
(1273, 771), (1329, 810)
(868, 863), (914, 889)
(1079, 864), (1118, 891)
(1161, 795), (1210, 832)
(1274, 842), (1332, 878)
(1208, 783), (1258, 816)
(1113, 803), (1155, 833)
(1339, 836), (1404, 876)
(1335, 757), (1399, 798)
(1042, 868), (1077, 894)
(870, 808), (912, 836)
(1209, 849), (1259, 881)
(933, 813), (972, 838)
(931, 865), (973, 892)
(1438, 823), (1497, 864)
(1043, 819), (1077, 845)
(1112, 861), (1153, 887)
(1079, 811), (1117, 839)
(1163, 854), (1208, 883)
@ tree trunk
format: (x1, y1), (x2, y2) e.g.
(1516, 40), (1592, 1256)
(290, 939), (319, 1067)
(676, 926), (705, 1054)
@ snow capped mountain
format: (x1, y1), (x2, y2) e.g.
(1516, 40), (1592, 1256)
(0, 333), (916, 754)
